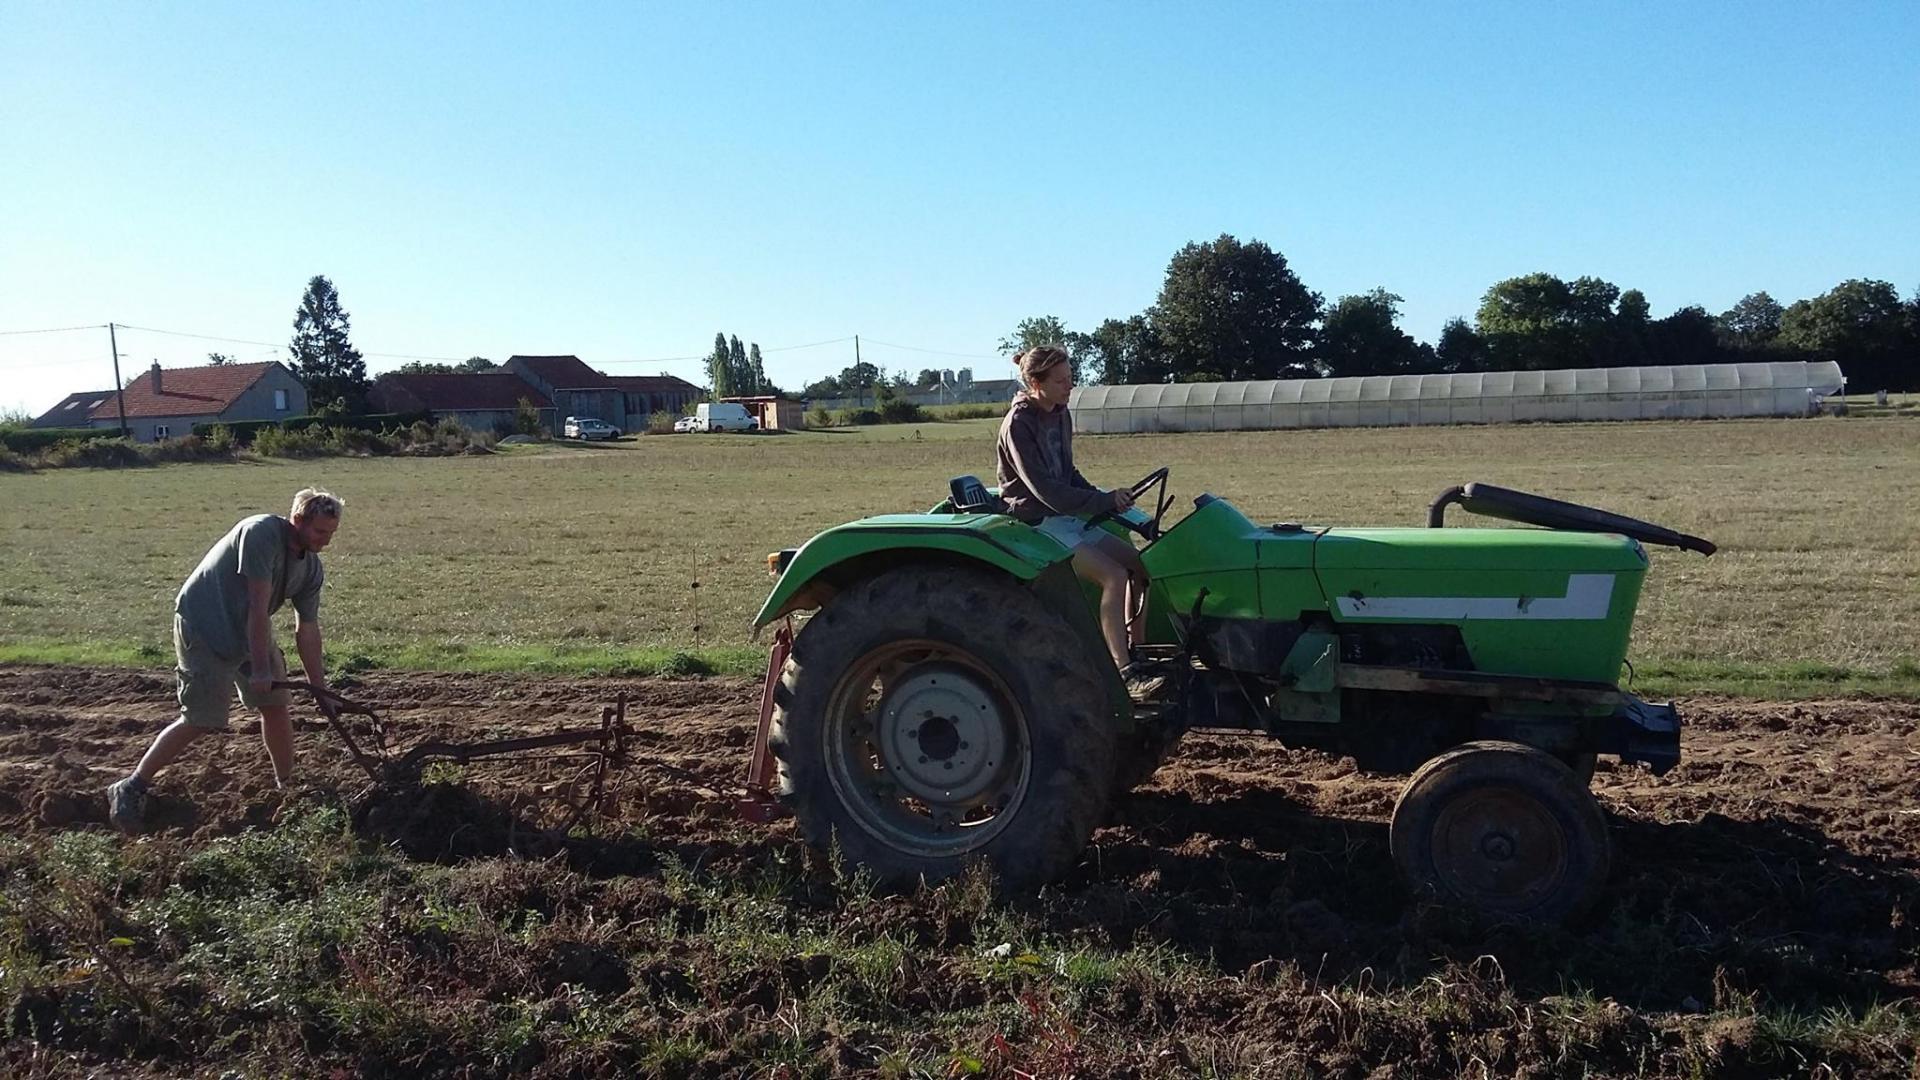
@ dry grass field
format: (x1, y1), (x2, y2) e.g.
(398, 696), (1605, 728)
(0, 414), (1915, 690)
(4, 417), (1920, 1077)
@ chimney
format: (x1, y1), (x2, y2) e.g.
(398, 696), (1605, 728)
(149, 362), (163, 393)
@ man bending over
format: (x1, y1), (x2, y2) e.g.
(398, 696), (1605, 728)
(107, 487), (344, 832)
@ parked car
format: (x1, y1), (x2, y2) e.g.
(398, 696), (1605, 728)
(564, 416), (620, 440)
(695, 402), (757, 432)
(672, 415), (698, 433)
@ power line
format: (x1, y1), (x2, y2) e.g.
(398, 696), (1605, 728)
(859, 336), (999, 360)
(112, 323), (281, 348)
(116, 323), (473, 363)
(0, 323), (106, 336)
(596, 336), (855, 369)
(761, 335), (856, 353)
(2, 320), (994, 369)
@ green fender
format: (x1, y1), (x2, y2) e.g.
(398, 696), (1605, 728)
(753, 512), (1133, 731)
(753, 513), (1073, 627)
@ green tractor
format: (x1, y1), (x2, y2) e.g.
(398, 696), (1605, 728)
(745, 472), (1713, 922)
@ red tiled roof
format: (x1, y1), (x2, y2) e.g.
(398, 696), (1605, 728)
(608, 374), (701, 392)
(509, 354), (604, 387)
(371, 372), (552, 411)
(33, 390), (115, 428)
(97, 362), (278, 420)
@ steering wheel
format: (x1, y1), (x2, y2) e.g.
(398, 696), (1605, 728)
(1085, 466), (1171, 541)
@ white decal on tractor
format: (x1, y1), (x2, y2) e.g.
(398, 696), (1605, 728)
(1337, 573), (1616, 621)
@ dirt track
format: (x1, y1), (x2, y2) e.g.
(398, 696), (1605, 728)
(3, 663), (1918, 1073)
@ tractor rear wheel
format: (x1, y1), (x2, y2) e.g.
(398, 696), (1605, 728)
(1390, 740), (1610, 923)
(769, 565), (1117, 887)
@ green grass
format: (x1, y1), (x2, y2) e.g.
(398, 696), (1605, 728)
(3, 805), (1915, 1076)
(1, 415), (1915, 696)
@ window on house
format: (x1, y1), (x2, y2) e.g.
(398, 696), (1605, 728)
(154, 425), (170, 440)
(274, 389), (289, 411)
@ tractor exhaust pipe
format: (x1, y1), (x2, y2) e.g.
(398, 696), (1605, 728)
(1428, 482), (1716, 557)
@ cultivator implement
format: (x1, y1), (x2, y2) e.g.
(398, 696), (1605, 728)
(275, 680), (636, 831)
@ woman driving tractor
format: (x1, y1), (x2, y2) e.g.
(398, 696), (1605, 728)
(996, 344), (1152, 679)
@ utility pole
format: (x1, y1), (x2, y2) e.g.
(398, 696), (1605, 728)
(854, 334), (863, 405)
(107, 322), (129, 437)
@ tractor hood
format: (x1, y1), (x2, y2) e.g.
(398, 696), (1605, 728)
(1314, 528), (1650, 572)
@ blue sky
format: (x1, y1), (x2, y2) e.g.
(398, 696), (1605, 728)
(3, 2), (1915, 415)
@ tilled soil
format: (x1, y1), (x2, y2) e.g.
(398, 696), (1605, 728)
(2, 664), (1917, 1076)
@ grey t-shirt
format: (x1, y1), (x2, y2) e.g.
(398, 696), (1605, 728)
(175, 514), (324, 662)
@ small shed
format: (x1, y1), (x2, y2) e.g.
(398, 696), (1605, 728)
(723, 395), (805, 431)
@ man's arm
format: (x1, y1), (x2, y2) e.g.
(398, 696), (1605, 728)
(245, 577), (276, 696)
(294, 613), (327, 699)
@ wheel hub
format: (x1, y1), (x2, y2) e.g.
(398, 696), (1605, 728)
(1433, 789), (1567, 911)
(874, 667), (1009, 806)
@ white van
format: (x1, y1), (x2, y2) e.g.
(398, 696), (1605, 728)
(695, 401), (757, 433)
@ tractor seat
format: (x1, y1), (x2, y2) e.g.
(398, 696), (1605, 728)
(948, 475), (1008, 515)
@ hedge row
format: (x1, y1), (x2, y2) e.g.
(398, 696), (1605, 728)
(0, 426), (125, 453)
(190, 411), (434, 444)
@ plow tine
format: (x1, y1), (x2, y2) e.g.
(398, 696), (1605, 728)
(271, 680), (644, 833)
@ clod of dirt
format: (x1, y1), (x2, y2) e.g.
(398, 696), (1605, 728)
(34, 791), (80, 826)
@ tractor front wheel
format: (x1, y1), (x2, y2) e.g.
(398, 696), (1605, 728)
(769, 565), (1117, 887)
(1389, 740), (1610, 923)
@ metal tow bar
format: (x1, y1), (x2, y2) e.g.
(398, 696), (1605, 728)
(273, 680), (635, 829)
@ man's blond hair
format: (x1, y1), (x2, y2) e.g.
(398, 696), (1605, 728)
(290, 487), (345, 522)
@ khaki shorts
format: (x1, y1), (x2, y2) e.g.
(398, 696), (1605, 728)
(173, 614), (292, 731)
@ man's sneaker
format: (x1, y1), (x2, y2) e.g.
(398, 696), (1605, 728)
(105, 776), (148, 834)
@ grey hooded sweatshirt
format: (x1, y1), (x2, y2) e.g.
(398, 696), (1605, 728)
(995, 393), (1106, 522)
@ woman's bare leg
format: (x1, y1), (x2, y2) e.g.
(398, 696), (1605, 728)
(1070, 544), (1132, 670)
(1089, 533), (1150, 649)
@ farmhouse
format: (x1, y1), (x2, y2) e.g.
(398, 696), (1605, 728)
(503, 355), (702, 433)
(368, 372), (556, 434)
(31, 390), (116, 429)
(35, 362), (306, 441)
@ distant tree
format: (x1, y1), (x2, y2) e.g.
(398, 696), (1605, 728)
(1779, 279), (1913, 390)
(1318, 289), (1435, 376)
(1716, 292), (1784, 351)
(837, 361), (880, 395)
(288, 275), (369, 413)
(914, 368), (943, 389)
(1150, 235), (1322, 381)
(999, 315), (1092, 381)
(1605, 288), (1654, 368)
(748, 343), (767, 395)
(206, 352), (236, 366)
(727, 336), (748, 396)
(514, 396), (544, 436)
(1647, 306), (1724, 367)
(461, 356), (497, 372)
(1476, 273), (1567, 370)
(707, 332), (732, 399)
(998, 315), (1069, 355)
(394, 361), (457, 375)
(1616, 289), (1651, 325)
(1434, 318), (1486, 373)
(1072, 315), (1167, 384)
(1477, 272), (1661, 370)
